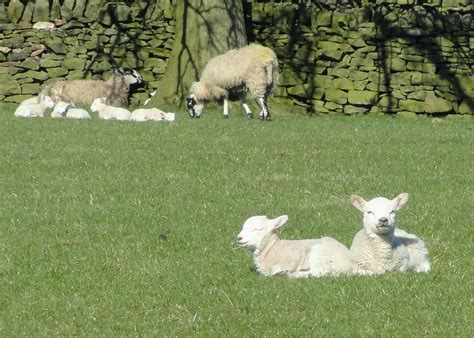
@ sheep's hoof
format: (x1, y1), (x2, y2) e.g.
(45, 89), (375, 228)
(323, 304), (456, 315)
(265, 116), (272, 121)
(247, 114), (253, 119)
(223, 115), (229, 119)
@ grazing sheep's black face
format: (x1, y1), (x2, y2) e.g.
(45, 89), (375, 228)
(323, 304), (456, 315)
(187, 96), (203, 118)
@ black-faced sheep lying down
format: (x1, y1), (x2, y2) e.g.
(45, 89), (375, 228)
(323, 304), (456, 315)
(41, 68), (142, 107)
(187, 44), (279, 120)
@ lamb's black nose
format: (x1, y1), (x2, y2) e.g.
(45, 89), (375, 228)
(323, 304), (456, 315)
(379, 217), (388, 223)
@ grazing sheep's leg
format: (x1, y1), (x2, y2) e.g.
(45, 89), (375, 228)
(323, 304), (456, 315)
(223, 98), (229, 118)
(257, 97), (271, 121)
(241, 98), (253, 118)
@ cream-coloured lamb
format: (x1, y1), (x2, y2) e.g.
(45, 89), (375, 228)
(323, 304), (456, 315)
(350, 193), (430, 275)
(236, 215), (352, 277)
(131, 108), (175, 122)
(14, 95), (54, 117)
(51, 101), (91, 119)
(91, 97), (131, 121)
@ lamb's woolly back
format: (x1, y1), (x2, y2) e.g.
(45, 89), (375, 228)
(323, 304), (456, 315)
(350, 193), (430, 275)
(91, 97), (131, 121)
(236, 215), (352, 277)
(15, 95), (54, 117)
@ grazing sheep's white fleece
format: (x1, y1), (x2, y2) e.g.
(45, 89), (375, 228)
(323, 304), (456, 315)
(237, 215), (352, 278)
(350, 193), (430, 275)
(189, 44), (279, 118)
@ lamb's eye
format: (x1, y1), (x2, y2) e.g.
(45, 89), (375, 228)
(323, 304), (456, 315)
(366, 211), (374, 215)
(252, 228), (264, 232)
(390, 210), (396, 214)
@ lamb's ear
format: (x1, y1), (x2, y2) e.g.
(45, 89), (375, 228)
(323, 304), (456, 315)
(351, 195), (367, 212)
(393, 193), (409, 210)
(270, 215), (289, 229)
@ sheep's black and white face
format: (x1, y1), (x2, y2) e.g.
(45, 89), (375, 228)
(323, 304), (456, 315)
(187, 95), (203, 118)
(116, 68), (143, 85)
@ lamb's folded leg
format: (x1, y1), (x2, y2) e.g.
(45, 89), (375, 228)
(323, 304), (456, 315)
(240, 98), (253, 118)
(223, 98), (229, 118)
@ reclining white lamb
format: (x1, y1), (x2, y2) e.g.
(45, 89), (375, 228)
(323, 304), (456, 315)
(350, 193), (430, 275)
(236, 215), (352, 277)
(187, 44), (279, 120)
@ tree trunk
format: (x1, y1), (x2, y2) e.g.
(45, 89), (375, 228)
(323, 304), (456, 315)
(153, 0), (247, 108)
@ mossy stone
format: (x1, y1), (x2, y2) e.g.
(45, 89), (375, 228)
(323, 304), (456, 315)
(0, 74), (21, 94)
(47, 67), (69, 78)
(7, 0), (24, 24)
(325, 88), (348, 104)
(424, 93), (453, 113)
(348, 90), (378, 105)
(399, 99), (426, 113)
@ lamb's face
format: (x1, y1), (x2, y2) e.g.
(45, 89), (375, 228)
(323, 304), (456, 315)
(90, 98), (105, 112)
(351, 194), (409, 236)
(41, 95), (55, 108)
(236, 215), (288, 251)
(116, 68), (143, 85)
(187, 95), (204, 118)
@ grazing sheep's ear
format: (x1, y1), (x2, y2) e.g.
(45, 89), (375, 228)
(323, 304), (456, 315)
(393, 193), (409, 210)
(270, 215), (289, 229)
(351, 195), (367, 212)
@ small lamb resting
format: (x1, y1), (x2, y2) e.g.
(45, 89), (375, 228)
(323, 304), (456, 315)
(236, 215), (352, 278)
(350, 193), (430, 275)
(187, 44), (279, 120)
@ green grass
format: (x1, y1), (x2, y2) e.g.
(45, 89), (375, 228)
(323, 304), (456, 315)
(1, 103), (473, 336)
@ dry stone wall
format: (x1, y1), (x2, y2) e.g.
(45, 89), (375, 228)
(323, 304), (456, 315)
(0, 0), (472, 115)
(0, 0), (176, 106)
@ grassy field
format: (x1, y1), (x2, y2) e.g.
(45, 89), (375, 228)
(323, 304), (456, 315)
(1, 103), (472, 336)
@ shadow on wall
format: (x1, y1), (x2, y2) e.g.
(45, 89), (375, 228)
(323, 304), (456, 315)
(244, 1), (473, 115)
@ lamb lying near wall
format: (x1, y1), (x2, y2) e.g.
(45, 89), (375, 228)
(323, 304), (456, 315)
(41, 68), (142, 107)
(350, 193), (430, 275)
(236, 215), (352, 277)
(91, 97), (131, 121)
(131, 108), (175, 122)
(51, 101), (91, 119)
(14, 95), (54, 117)
(187, 44), (279, 120)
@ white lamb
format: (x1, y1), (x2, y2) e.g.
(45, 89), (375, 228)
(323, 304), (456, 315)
(41, 68), (142, 106)
(131, 108), (175, 122)
(350, 193), (430, 275)
(51, 101), (91, 119)
(236, 215), (353, 278)
(187, 44), (279, 120)
(91, 97), (131, 121)
(14, 95), (54, 117)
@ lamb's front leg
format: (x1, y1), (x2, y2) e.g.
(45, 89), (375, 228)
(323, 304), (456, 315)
(257, 96), (271, 121)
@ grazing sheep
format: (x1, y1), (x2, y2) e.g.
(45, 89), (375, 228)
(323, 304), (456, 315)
(91, 97), (131, 121)
(14, 95), (54, 117)
(187, 44), (279, 120)
(51, 101), (91, 119)
(41, 68), (142, 107)
(236, 215), (353, 278)
(131, 108), (175, 122)
(350, 193), (430, 275)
